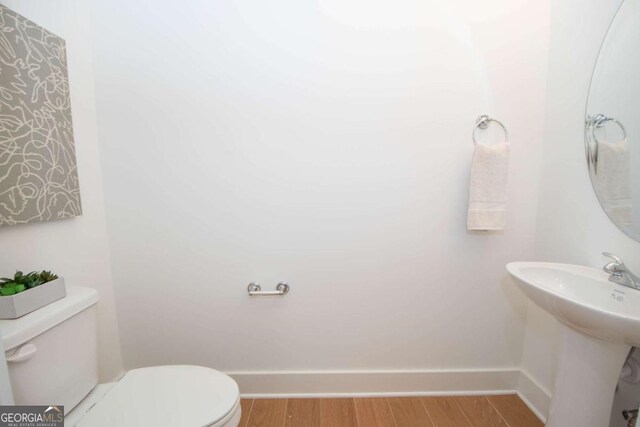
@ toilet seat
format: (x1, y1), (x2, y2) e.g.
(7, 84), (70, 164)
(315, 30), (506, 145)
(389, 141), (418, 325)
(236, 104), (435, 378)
(75, 365), (240, 427)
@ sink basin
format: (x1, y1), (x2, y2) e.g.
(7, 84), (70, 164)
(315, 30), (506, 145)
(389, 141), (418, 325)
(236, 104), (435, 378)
(507, 262), (640, 346)
(507, 262), (635, 427)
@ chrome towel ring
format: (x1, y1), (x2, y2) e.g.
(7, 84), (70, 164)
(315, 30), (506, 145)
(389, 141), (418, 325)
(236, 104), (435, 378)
(472, 115), (509, 145)
(587, 113), (627, 144)
(585, 114), (628, 175)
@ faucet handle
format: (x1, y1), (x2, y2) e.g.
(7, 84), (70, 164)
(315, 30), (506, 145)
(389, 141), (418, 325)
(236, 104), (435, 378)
(603, 252), (627, 277)
(603, 252), (624, 266)
(602, 253), (640, 290)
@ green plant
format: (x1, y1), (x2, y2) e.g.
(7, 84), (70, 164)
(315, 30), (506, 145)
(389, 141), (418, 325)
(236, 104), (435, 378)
(38, 271), (58, 283)
(0, 270), (59, 296)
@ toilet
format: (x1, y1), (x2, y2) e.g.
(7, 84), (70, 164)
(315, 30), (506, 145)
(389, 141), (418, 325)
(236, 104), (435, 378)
(0, 286), (241, 426)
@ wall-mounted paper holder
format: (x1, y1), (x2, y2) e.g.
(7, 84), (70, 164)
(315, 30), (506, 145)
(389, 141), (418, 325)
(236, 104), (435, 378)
(247, 281), (289, 296)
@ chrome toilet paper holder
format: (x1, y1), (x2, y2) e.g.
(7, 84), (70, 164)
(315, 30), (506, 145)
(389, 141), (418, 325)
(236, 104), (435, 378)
(247, 281), (290, 296)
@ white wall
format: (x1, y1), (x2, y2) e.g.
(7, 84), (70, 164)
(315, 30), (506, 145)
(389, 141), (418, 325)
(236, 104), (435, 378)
(524, 0), (640, 410)
(91, 0), (549, 386)
(0, 0), (123, 382)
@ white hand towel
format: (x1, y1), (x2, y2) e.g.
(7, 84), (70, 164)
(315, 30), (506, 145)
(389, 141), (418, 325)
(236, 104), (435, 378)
(467, 142), (510, 231)
(594, 139), (632, 226)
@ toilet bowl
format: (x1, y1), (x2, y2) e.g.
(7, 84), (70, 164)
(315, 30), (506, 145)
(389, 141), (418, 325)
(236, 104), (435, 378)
(66, 366), (241, 427)
(0, 286), (240, 427)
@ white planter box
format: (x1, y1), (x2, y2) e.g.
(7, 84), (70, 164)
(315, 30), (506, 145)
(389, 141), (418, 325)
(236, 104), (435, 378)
(0, 278), (66, 319)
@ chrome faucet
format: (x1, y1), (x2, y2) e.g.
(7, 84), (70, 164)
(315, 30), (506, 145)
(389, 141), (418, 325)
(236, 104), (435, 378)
(603, 252), (640, 290)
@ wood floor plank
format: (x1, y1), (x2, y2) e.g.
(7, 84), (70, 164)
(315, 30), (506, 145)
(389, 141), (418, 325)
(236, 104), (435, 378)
(487, 395), (544, 427)
(388, 397), (434, 427)
(241, 395), (540, 427)
(285, 398), (321, 427)
(239, 399), (254, 427)
(455, 397), (509, 427)
(246, 399), (287, 427)
(353, 398), (395, 427)
(421, 397), (472, 427)
(320, 398), (358, 427)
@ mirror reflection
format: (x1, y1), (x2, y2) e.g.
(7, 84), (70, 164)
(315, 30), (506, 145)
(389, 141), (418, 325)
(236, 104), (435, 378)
(586, 0), (640, 241)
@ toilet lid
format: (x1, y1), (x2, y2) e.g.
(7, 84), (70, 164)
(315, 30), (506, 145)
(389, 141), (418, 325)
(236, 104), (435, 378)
(77, 366), (239, 427)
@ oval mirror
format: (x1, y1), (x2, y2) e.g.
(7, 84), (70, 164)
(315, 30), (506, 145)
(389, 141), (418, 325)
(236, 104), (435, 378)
(586, 0), (640, 241)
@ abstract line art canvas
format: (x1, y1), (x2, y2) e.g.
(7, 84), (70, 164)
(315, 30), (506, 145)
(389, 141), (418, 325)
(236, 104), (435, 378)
(0, 5), (82, 226)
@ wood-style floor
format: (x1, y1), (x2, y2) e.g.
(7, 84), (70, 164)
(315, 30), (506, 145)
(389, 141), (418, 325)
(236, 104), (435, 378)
(239, 395), (543, 427)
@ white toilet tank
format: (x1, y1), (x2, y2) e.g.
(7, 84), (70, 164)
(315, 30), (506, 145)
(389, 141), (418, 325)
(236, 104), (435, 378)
(0, 286), (99, 414)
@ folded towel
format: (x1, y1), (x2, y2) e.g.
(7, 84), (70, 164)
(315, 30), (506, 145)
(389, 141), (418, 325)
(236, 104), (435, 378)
(467, 142), (510, 231)
(594, 139), (632, 226)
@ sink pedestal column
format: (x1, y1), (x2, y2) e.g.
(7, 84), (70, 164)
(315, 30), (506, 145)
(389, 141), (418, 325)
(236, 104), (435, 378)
(547, 323), (630, 427)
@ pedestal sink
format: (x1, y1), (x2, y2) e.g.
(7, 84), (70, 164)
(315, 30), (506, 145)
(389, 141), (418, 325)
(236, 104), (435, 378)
(506, 262), (640, 427)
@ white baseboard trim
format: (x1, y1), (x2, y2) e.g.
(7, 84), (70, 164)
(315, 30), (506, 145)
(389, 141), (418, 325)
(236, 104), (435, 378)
(230, 368), (552, 422)
(228, 368), (520, 399)
(516, 370), (552, 423)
